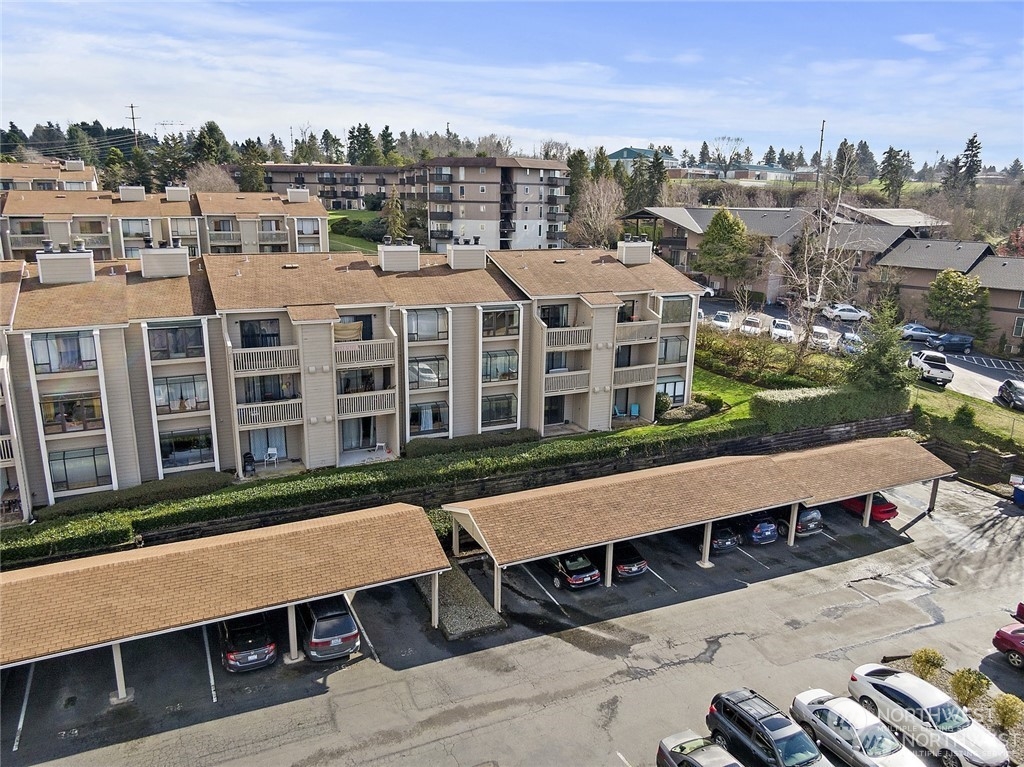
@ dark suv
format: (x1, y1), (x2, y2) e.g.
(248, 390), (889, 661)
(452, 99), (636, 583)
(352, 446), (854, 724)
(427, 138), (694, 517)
(707, 689), (832, 767)
(925, 332), (974, 354)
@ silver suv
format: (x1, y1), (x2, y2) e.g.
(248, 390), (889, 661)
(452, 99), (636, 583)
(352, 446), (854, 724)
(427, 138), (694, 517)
(298, 596), (361, 662)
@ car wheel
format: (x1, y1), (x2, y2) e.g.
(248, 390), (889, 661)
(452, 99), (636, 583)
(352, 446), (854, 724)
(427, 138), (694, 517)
(1007, 650), (1024, 668)
(777, 521), (789, 537)
(963, 346), (971, 354)
(800, 723), (816, 742)
(552, 576), (562, 589)
(937, 344), (945, 352)
(711, 731), (729, 751)
(858, 696), (878, 716)
(940, 750), (961, 767)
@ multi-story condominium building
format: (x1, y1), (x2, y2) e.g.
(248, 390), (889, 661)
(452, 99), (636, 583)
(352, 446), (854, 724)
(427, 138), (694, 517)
(0, 238), (699, 517)
(257, 163), (401, 210)
(0, 159), (99, 192)
(0, 187), (328, 261)
(396, 157), (570, 253)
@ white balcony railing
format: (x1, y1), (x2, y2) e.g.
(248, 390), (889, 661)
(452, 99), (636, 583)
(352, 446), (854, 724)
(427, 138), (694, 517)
(336, 389), (397, 417)
(236, 399), (303, 429)
(232, 345), (300, 373)
(545, 326), (592, 349)
(79, 234), (111, 248)
(615, 320), (659, 343)
(209, 231), (242, 243)
(10, 235), (47, 249)
(258, 231), (289, 243)
(334, 339), (396, 367)
(0, 435), (14, 466)
(544, 370), (590, 393)
(613, 364), (657, 387)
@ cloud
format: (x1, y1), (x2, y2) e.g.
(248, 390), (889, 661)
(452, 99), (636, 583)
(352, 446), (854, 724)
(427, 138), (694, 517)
(895, 33), (945, 52)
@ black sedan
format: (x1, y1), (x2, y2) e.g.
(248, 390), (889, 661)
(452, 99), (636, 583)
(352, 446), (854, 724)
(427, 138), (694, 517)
(217, 614), (277, 672)
(998, 379), (1024, 410)
(542, 552), (602, 589)
(697, 523), (741, 555)
(584, 541), (649, 579)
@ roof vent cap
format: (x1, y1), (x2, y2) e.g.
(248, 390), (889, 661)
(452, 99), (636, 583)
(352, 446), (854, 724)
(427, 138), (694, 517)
(283, 263), (300, 269)
(553, 259), (566, 264)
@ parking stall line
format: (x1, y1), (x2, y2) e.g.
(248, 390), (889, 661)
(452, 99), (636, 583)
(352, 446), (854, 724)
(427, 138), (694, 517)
(616, 751), (636, 767)
(645, 566), (678, 592)
(345, 597), (380, 663)
(735, 547), (771, 570)
(202, 625), (218, 703)
(12, 662), (34, 752)
(820, 531), (838, 542)
(520, 565), (566, 613)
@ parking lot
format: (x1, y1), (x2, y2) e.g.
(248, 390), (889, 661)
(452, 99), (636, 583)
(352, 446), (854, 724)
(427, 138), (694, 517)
(1, 479), (1021, 767)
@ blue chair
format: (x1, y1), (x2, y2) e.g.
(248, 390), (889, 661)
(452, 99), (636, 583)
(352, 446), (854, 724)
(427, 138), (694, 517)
(613, 404), (626, 418)
(629, 403), (640, 420)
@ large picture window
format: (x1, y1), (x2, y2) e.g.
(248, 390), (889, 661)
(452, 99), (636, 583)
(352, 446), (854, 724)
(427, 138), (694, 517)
(407, 309), (448, 341)
(240, 319), (280, 348)
(49, 447), (111, 491)
(40, 392), (104, 433)
(482, 350), (518, 382)
(661, 296), (693, 324)
(658, 335), (688, 365)
(31, 331), (98, 373)
(408, 357), (449, 389)
(410, 401), (449, 435)
(482, 394), (517, 426)
(154, 375), (210, 414)
(540, 304), (568, 328)
(482, 308), (520, 337)
(121, 219), (150, 237)
(149, 324), (204, 360)
(159, 428), (214, 468)
(656, 376), (686, 404)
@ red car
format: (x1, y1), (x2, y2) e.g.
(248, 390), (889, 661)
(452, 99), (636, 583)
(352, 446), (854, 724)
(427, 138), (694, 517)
(838, 492), (898, 521)
(993, 622), (1024, 670)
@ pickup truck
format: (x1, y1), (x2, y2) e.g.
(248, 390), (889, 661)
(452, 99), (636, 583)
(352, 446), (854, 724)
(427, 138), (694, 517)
(908, 350), (954, 386)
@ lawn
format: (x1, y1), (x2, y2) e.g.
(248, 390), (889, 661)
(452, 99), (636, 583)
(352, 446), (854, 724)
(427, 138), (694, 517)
(910, 381), (1024, 449)
(691, 367), (761, 418)
(328, 209), (380, 254)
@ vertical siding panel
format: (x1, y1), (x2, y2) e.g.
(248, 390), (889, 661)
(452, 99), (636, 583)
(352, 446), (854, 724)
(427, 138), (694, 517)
(207, 317), (236, 472)
(300, 323), (336, 468)
(449, 306), (479, 437)
(8, 335), (47, 504)
(125, 324), (159, 480)
(100, 328), (141, 487)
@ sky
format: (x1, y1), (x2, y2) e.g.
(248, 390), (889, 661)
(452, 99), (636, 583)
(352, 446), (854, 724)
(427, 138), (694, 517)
(2, 1), (1022, 170)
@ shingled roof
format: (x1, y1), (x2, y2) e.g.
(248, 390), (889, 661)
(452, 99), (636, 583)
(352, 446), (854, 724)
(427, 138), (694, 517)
(877, 239), (993, 272)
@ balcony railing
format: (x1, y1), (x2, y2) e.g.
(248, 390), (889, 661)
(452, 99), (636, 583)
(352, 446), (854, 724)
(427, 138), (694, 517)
(336, 389), (397, 417)
(317, 175), (337, 184)
(544, 370), (591, 393)
(499, 220), (515, 233)
(547, 176), (567, 186)
(431, 211), (453, 222)
(236, 399), (303, 429)
(334, 339), (396, 367)
(209, 231), (241, 243)
(432, 229), (454, 240)
(547, 194), (570, 205)
(430, 173), (453, 183)
(340, 175), (359, 186)
(341, 190), (360, 199)
(500, 183), (514, 194)
(546, 212), (569, 222)
(429, 192), (453, 202)
(659, 236), (688, 248)
(296, 228), (320, 237)
(413, 174), (428, 184)
(0, 435), (14, 466)
(545, 326), (592, 348)
(233, 345), (301, 373)
(546, 231), (568, 241)
(10, 234), (47, 249)
(258, 230), (289, 244)
(615, 320), (659, 343)
(375, 176), (387, 185)
(613, 364), (657, 387)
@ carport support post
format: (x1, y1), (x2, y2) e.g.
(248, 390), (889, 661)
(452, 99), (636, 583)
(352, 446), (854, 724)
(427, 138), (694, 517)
(286, 604), (300, 663)
(604, 543), (614, 587)
(928, 478), (939, 513)
(697, 522), (713, 568)
(109, 641), (134, 705)
(862, 493), (873, 528)
(492, 557), (502, 613)
(431, 572), (439, 628)
(787, 503), (798, 546)
(452, 518), (461, 556)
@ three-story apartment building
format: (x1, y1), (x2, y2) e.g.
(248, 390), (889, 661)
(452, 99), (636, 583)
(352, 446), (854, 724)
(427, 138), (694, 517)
(258, 162), (401, 211)
(0, 159), (99, 192)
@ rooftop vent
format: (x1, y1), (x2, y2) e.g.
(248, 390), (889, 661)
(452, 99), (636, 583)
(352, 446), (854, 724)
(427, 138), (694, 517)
(553, 259), (567, 264)
(283, 263), (300, 269)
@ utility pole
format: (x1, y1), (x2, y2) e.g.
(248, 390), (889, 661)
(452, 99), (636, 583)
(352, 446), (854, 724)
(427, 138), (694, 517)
(814, 119), (825, 197)
(126, 103), (140, 147)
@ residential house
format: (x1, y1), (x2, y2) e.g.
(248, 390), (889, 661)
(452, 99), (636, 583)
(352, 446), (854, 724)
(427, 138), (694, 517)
(836, 203), (949, 238)
(607, 147), (682, 173)
(958, 255), (1024, 351)
(726, 164), (795, 183)
(194, 188), (328, 255)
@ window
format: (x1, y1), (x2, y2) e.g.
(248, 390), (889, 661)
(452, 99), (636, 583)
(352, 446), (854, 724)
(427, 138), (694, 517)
(524, 186), (530, 194)
(242, 374), (299, 403)
(260, 219), (281, 232)
(31, 331), (98, 373)
(124, 247), (140, 259)
(1014, 317), (1024, 338)
(121, 219), (150, 237)
(1018, 292), (1024, 310)
(524, 206), (529, 213)
(19, 220), (44, 235)
(408, 357), (449, 389)
(338, 369), (380, 394)
(297, 243), (317, 252)
(482, 350), (518, 382)
(479, 167), (486, 175)
(657, 376), (686, 404)
(407, 309), (448, 341)
(153, 375), (210, 414)
(77, 220), (103, 234)
(482, 308), (520, 337)
(239, 319), (280, 348)
(614, 345), (632, 367)
(482, 394), (517, 426)
(410, 401), (449, 435)
(546, 351), (567, 373)
(49, 446), (111, 491)
(212, 218), (234, 232)
(658, 335), (688, 364)
(459, 186), (466, 199)
(64, 181), (86, 191)
(159, 428), (214, 468)
(480, 205), (486, 213)
(296, 218), (319, 235)
(540, 304), (568, 328)
(40, 392), (104, 433)
(480, 185), (486, 194)
(618, 300), (637, 323)
(661, 296), (693, 324)
(338, 314), (374, 340)
(148, 324), (204, 359)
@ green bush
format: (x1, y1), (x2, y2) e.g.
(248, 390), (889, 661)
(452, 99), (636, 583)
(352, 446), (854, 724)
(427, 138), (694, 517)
(693, 391), (724, 414)
(952, 403), (976, 428)
(949, 667), (990, 707)
(329, 216), (356, 235)
(992, 693), (1024, 730)
(750, 386), (910, 433)
(426, 507), (452, 539)
(654, 392), (672, 420)
(403, 428), (540, 458)
(911, 648), (946, 680)
(660, 402), (711, 424)
(1, 512), (134, 563)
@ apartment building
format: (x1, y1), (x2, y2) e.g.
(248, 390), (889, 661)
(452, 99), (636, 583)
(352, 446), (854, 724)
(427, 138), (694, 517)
(0, 240), (699, 516)
(258, 162), (401, 210)
(0, 159), (99, 192)
(0, 187), (328, 261)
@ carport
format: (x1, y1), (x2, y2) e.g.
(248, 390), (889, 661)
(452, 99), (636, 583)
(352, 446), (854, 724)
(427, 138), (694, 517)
(0, 503), (449, 705)
(771, 436), (957, 531)
(444, 455), (812, 612)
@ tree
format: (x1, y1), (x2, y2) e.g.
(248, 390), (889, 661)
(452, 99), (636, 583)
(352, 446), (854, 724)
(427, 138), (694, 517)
(625, 154), (652, 211)
(65, 124), (97, 165)
(777, 148), (789, 169)
(855, 140), (878, 180)
(267, 133), (286, 162)
(185, 162), (237, 192)
(834, 139), (858, 191)
(191, 121), (235, 165)
(943, 134), (983, 200)
(998, 225), (1024, 258)
(153, 133), (191, 187)
(761, 146), (777, 166)
(320, 129), (343, 162)
(381, 185), (406, 240)
(810, 149), (821, 167)
(698, 141), (711, 165)
(1008, 158), (1023, 180)
(612, 159), (628, 189)
(743, 146), (754, 164)
(649, 151), (667, 205)
(709, 136), (744, 178)
(378, 125), (397, 157)
(846, 300), (917, 391)
(879, 146), (914, 206)
(691, 208), (752, 281)
(566, 148), (589, 216)
(795, 146), (807, 167)
(591, 146), (613, 180)
(926, 269), (984, 331)
(0, 122), (28, 155)
(565, 177), (623, 247)
(237, 139), (268, 192)
(540, 139), (571, 161)
(100, 146), (126, 191)
(28, 122), (66, 156)
(125, 146), (153, 191)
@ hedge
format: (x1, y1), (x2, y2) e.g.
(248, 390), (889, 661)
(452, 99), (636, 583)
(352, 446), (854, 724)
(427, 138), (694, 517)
(750, 386), (910, 433)
(403, 428), (540, 459)
(1, 512), (134, 562)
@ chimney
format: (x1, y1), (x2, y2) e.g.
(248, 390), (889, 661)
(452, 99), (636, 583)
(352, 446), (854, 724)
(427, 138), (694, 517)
(37, 247), (96, 284)
(118, 185), (147, 202)
(617, 237), (653, 265)
(286, 188), (310, 203)
(377, 239), (421, 272)
(447, 241), (487, 270)
(140, 241), (191, 279)
(164, 186), (191, 202)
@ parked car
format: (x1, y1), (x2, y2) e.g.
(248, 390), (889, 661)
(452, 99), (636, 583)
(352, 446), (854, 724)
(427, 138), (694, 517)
(738, 512), (778, 545)
(699, 284), (716, 298)
(740, 316), (764, 336)
(900, 323), (938, 342)
(992, 622), (1024, 670)
(997, 379), (1024, 410)
(775, 507), (823, 538)
(658, 729), (744, 767)
(810, 326), (833, 352)
(908, 351), (954, 386)
(707, 688), (834, 767)
(770, 318), (795, 342)
(712, 311), (732, 331)
(543, 551), (601, 589)
(698, 523), (742, 555)
(790, 689), (926, 767)
(298, 596), (361, 662)
(837, 332), (864, 355)
(698, 308), (706, 322)
(584, 541), (648, 579)
(823, 303), (871, 322)
(925, 333), (974, 354)
(216, 614), (277, 672)
(1015, 602), (1024, 622)
(848, 664), (1009, 767)
(838, 493), (898, 522)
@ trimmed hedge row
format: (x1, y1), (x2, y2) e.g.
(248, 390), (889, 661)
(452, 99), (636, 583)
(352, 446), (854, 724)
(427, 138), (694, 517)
(2, 513), (135, 562)
(694, 349), (816, 389)
(403, 428), (540, 459)
(750, 386), (911, 433)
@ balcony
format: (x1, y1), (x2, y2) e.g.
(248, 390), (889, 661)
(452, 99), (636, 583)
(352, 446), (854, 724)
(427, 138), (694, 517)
(341, 190), (360, 199)
(336, 389), (397, 417)
(500, 206), (515, 214)
(432, 229), (454, 241)
(77, 233), (111, 248)
(263, 175), (275, 185)
(258, 230), (289, 244)
(499, 220), (515, 233)
(430, 173), (453, 183)
(546, 231), (568, 241)
(547, 194), (569, 205)
(317, 175), (337, 184)
(414, 174), (428, 185)
(615, 320), (659, 343)
(544, 369), (590, 393)
(334, 339), (396, 367)
(660, 236), (689, 248)
(296, 228), (320, 237)
(375, 176), (387, 186)
(10, 234), (47, 249)
(209, 231), (241, 244)
(236, 399), (303, 429)
(546, 212), (569, 223)
(293, 177), (306, 185)
(613, 364), (657, 387)
(431, 211), (453, 222)
(0, 435), (13, 467)
(429, 192), (453, 202)
(545, 326), (592, 349)
(500, 183), (514, 194)
(233, 345), (301, 373)
(547, 176), (568, 186)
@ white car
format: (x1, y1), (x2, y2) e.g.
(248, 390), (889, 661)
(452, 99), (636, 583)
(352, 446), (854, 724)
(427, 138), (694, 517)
(810, 326), (833, 351)
(823, 303), (871, 322)
(791, 689), (926, 767)
(712, 311), (732, 331)
(739, 316), (764, 336)
(698, 284), (716, 298)
(848, 664), (1009, 767)
(770, 318), (795, 342)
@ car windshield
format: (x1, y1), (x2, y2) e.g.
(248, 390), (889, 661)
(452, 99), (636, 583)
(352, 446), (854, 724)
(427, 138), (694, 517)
(715, 312), (729, 321)
(312, 613), (355, 640)
(563, 554), (593, 572)
(673, 738), (715, 755)
(776, 321), (792, 330)
(858, 723), (901, 756)
(776, 730), (820, 767)
(927, 701), (971, 733)
(802, 509), (821, 522)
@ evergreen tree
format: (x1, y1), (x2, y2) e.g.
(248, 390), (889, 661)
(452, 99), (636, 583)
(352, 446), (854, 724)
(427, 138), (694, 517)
(649, 152), (667, 205)
(28, 122), (67, 156)
(855, 140), (878, 180)
(1007, 158), (1023, 179)
(625, 154), (651, 211)
(777, 148), (789, 168)
(126, 146), (153, 192)
(691, 208), (752, 280)
(382, 185), (406, 240)
(743, 146), (754, 164)
(591, 146), (613, 180)
(834, 139), (858, 190)
(191, 121), (235, 165)
(761, 145), (777, 165)
(154, 133), (191, 187)
(566, 148), (590, 216)
(267, 133), (286, 162)
(612, 159), (628, 189)
(320, 129), (343, 162)
(879, 146), (914, 205)
(698, 141), (711, 165)
(65, 124), (98, 165)
(795, 146), (807, 166)
(1, 122), (28, 155)
(100, 146), (126, 191)
(846, 301), (917, 392)
(379, 125), (397, 157)
(238, 139), (268, 192)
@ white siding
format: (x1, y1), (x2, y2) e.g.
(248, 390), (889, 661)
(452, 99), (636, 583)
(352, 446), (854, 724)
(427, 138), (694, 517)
(299, 323), (336, 468)
(99, 328), (141, 487)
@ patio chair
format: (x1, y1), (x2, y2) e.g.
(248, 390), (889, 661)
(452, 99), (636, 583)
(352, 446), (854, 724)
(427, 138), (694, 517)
(612, 404), (626, 418)
(629, 403), (640, 420)
(264, 447), (279, 467)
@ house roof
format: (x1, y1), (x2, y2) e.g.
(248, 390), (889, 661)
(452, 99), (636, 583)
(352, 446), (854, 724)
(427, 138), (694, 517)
(286, 304), (342, 323)
(110, 196), (195, 218)
(193, 192), (327, 218)
(624, 206), (811, 245)
(837, 204), (949, 228)
(966, 254), (1024, 291)
(608, 147), (679, 163)
(1, 190), (115, 217)
(876, 239), (993, 272)
(829, 223), (913, 253)
(0, 260), (25, 328)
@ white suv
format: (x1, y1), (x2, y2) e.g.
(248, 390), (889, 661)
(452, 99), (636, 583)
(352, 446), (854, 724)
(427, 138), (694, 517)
(770, 318), (795, 342)
(739, 316), (764, 336)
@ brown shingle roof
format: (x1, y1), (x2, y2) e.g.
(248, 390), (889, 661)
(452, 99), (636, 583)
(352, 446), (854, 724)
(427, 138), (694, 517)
(0, 504), (449, 666)
(111, 196), (195, 218)
(1, 190), (114, 217)
(0, 260), (25, 328)
(194, 192), (327, 218)
(287, 304), (340, 322)
(375, 259), (525, 307)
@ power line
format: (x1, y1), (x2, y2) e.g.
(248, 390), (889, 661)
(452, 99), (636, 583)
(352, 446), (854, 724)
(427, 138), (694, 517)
(125, 103), (140, 147)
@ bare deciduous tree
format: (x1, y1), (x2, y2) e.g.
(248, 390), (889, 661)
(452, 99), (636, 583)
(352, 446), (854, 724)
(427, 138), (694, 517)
(566, 177), (624, 247)
(185, 162), (238, 192)
(710, 136), (744, 178)
(662, 181), (701, 206)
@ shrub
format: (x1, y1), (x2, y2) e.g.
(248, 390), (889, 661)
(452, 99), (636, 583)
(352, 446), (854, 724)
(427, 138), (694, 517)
(660, 402), (710, 423)
(693, 391), (724, 414)
(403, 428), (540, 459)
(949, 668), (990, 707)
(426, 507), (452, 539)
(0, 512), (134, 563)
(911, 648), (946, 680)
(654, 392), (672, 420)
(329, 216), (357, 235)
(952, 403), (976, 428)
(750, 386), (910, 433)
(992, 693), (1024, 730)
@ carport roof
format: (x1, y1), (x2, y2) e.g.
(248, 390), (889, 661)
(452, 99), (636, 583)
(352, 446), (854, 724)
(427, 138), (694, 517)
(770, 436), (957, 506)
(0, 503), (449, 667)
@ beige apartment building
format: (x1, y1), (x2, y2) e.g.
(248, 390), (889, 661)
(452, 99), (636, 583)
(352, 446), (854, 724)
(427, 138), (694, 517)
(0, 239), (699, 517)
(0, 159), (99, 192)
(258, 162), (401, 210)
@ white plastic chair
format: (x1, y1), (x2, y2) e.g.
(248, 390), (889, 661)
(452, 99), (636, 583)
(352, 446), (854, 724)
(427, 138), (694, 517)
(264, 447), (279, 467)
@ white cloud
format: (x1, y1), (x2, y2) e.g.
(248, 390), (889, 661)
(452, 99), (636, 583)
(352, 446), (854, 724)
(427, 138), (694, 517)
(895, 33), (946, 52)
